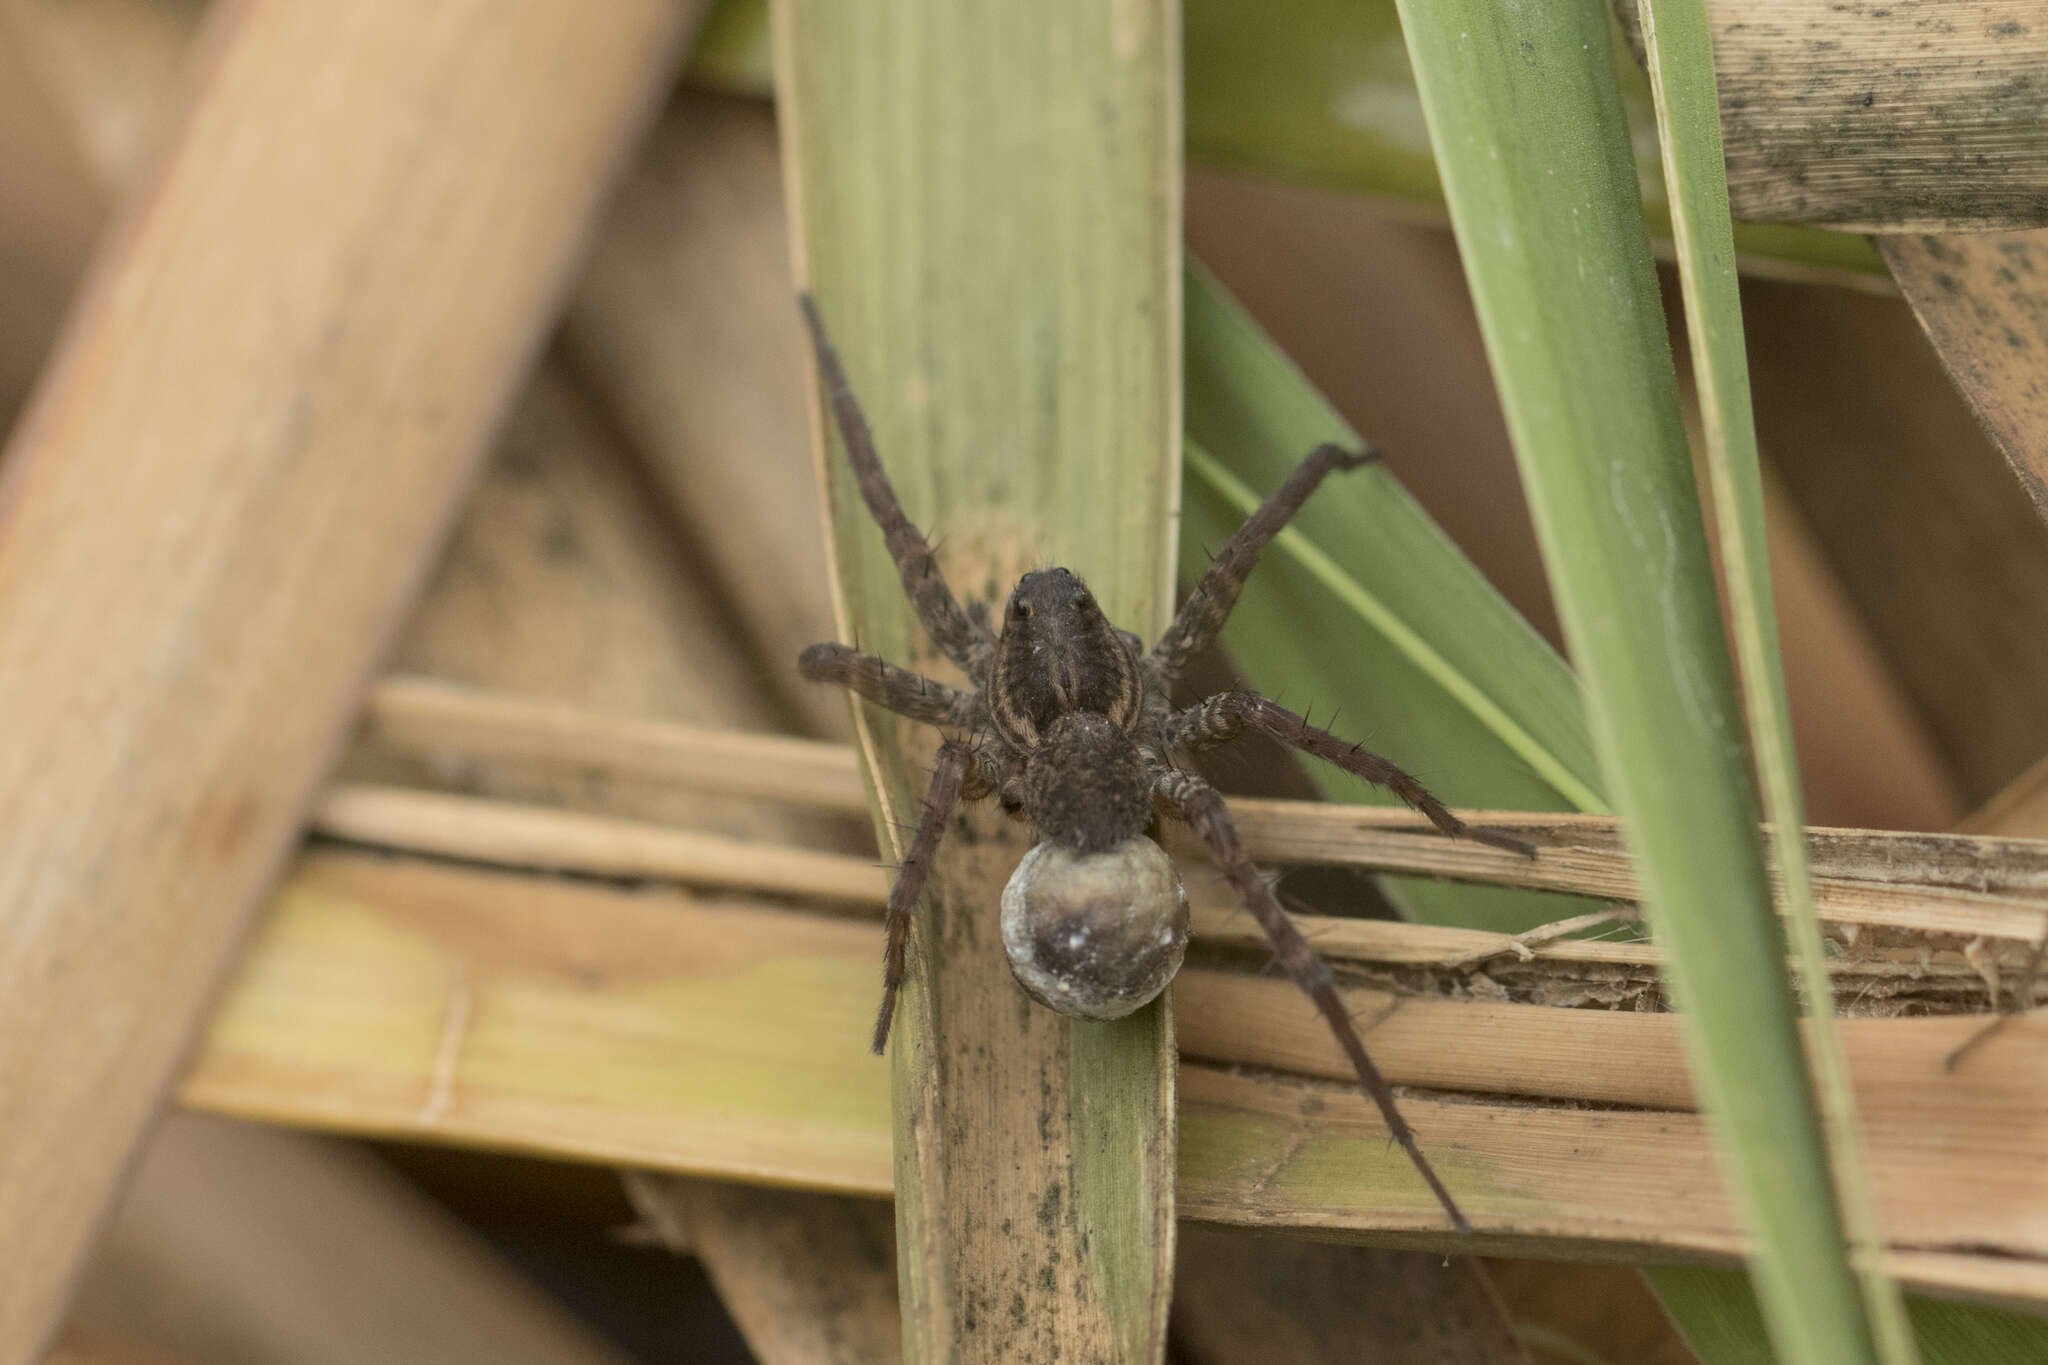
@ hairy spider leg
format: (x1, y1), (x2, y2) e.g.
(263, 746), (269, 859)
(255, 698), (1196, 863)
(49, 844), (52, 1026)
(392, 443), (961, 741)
(798, 642), (979, 729)
(799, 295), (994, 679)
(872, 737), (977, 1053)
(1168, 692), (1538, 858)
(1144, 442), (1378, 688)
(1153, 767), (1472, 1233)
(1944, 929), (2047, 1070)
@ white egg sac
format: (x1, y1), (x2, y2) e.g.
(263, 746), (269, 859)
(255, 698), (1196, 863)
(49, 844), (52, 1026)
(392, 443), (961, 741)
(999, 836), (1189, 1021)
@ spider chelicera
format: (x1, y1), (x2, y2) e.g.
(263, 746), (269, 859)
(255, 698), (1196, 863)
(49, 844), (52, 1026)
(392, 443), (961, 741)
(795, 294), (1534, 1232)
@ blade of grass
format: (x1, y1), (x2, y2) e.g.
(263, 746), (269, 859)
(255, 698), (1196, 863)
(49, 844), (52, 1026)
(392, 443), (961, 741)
(1182, 265), (1601, 933)
(772, 2), (1180, 1361)
(1183, 0), (1887, 284)
(1880, 230), (2048, 526)
(683, 0), (772, 95)
(1185, 268), (1600, 815)
(678, 0), (1890, 285)
(1650, 1267), (2048, 1365)
(178, 846), (2048, 1297)
(1635, 1), (1916, 1360)
(1390, 1), (1877, 1361)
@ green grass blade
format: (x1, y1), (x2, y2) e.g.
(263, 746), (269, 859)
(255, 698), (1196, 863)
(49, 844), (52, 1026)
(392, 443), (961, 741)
(685, 0), (773, 95)
(1182, 265), (1603, 932)
(773, 2), (1180, 1359)
(1187, 441), (1594, 808)
(680, 0), (1888, 285)
(1182, 0), (1885, 284)
(1634, 2), (1917, 1360)
(1651, 1267), (2048, 1365)
(1389, 1), (1876, 1361)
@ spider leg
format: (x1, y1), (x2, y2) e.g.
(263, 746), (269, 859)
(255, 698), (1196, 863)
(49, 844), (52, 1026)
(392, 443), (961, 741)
(1944, 929), (2047, 1070)
(799, 295), (994, 679)
(1167, 692), (1536, 858)
(1145, 442), (1377, 688)
(872, 736), (975, 1054)
(800, 643), (979, 728)
(1154, 768), (1470, 1234)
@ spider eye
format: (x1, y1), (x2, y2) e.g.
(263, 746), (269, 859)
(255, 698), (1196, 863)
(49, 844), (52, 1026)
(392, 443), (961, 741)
(1013, 601), (1032, 620)
(1071, 593), (1091, 610)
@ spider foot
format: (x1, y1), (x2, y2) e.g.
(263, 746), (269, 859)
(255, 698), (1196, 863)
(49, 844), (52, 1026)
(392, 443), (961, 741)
(1317, 441), (1383, 472)
(1470, 826), (1539, 859)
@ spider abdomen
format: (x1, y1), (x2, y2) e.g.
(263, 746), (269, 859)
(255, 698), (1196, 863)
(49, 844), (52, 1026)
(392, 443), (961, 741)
(999, 836), (1189, 1021)
(1022, 712), (1152, 853)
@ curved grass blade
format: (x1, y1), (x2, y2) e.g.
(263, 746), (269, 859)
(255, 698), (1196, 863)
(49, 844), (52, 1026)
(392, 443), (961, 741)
(1183, 265), (1601, 933)
(1389, 0), (1877, 1360)
(1636, 1), (1916, 1359)
(773, 1), (1181, 1359)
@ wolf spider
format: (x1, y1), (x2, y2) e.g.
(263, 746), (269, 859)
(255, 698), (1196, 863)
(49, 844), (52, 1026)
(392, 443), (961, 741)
(795, 295), (1533, 1233)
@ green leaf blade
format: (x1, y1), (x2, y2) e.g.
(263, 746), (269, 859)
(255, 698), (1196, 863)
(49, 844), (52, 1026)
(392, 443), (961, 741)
(1652, 1267), (2048, 1365)
(685, 0), (1891, 284)
(775, 1), (1181, 1358)
(1183, 265), (1604, 933)
(1635, 0), (1918, 1359)
(1391, 0), (1877, 1361)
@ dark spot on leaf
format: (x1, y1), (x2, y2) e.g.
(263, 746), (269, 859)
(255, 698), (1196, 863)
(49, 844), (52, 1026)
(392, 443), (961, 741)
(1037, 1180), (1064, 1232)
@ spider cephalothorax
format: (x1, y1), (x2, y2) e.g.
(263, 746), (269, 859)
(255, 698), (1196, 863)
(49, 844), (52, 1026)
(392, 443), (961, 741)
(990, 569), (1153, 851)
(795, 293), (1533, 1233)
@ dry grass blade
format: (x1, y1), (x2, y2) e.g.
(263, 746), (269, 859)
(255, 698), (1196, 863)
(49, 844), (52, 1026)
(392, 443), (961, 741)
(321, 709), (2048, 953)
(772, 1), (1181, 1359)
(307, 778), (2044, 1011)
(1614, 0), (2048, 231)
(0, 3), (694, 1349)
(364, 675), (866, 813)
(619, 1176), (900, 1365)
(360, 128), (903, 1356)
(1880, 231), (2048, 522)
(1186, 902), (2039, 1014)
(1211, 801), (2048, 949)
(312, 784), (886, 905)
(69, 1117), (636, 1365)
(175, 848), (2048, 1308)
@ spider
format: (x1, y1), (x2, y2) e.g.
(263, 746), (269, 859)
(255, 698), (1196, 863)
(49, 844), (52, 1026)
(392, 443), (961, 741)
(795, 294), (1534, 1234)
